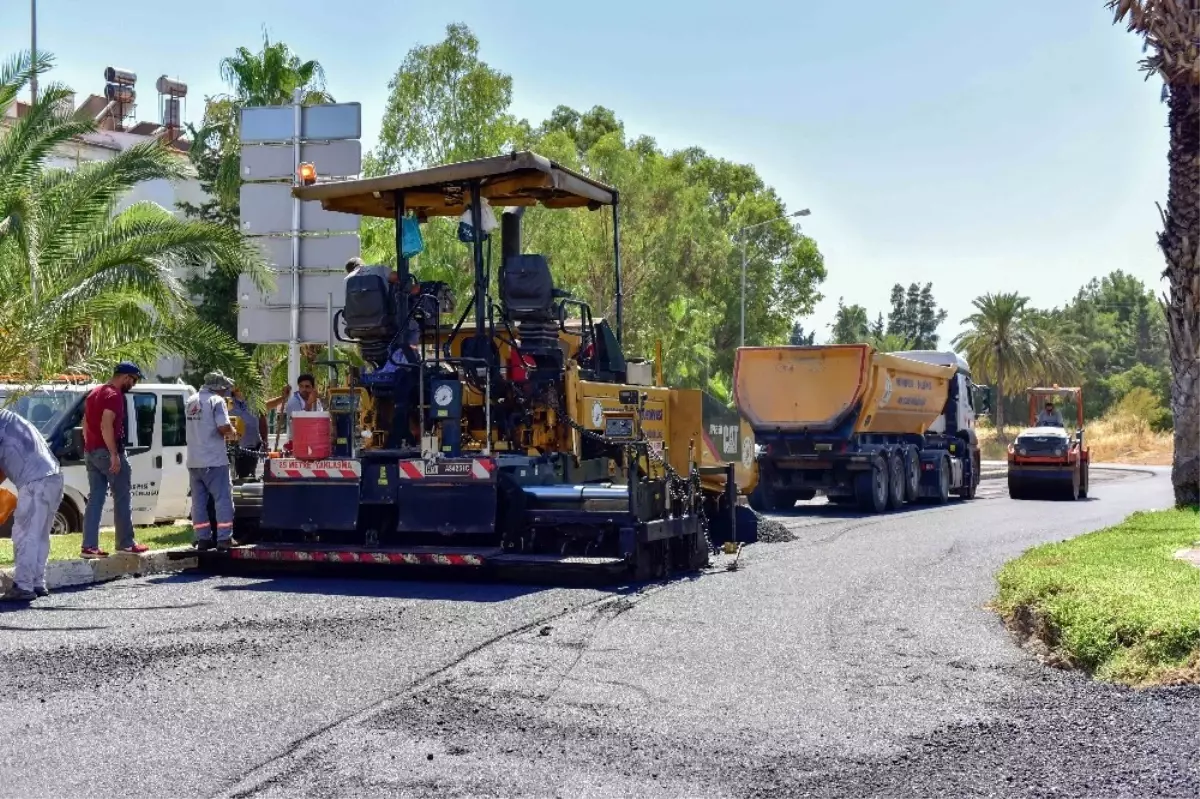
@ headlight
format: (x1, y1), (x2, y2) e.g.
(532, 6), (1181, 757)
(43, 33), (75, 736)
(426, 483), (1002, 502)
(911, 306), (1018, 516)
(1054, 446), (1064, 457)
(1017, 446), (1027, 456)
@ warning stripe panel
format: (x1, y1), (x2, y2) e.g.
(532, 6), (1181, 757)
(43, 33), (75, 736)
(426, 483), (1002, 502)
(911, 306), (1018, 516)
(396, 458), (496, 480)
(228, 548), (485, 566)
(269, 458), (361, 480)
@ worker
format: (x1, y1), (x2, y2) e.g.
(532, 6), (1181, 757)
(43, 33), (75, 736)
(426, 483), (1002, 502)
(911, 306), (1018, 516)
(0, 408), (65, 602)
(185, 371), (239, 550)
(1036, 401), (1065, 427)
(81, 362), (149, 559)
(229, 387), (268, 481)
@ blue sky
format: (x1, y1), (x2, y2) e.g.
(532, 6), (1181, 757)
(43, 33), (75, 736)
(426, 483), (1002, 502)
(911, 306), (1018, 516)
(3, 0), (1166, 344)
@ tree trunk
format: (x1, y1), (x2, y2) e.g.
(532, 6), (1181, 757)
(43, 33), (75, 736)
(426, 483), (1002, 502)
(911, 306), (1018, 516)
(1161, 82), (1200, 507)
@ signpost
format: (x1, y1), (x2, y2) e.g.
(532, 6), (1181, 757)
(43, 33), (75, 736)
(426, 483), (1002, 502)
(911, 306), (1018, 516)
(237, 92), (362, 388)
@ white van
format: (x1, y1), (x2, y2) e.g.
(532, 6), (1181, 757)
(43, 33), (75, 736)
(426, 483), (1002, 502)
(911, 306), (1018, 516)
(0, 381), (195, 536)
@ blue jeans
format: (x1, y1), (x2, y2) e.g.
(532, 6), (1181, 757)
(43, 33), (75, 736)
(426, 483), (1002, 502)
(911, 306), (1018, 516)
(83, 449), (135, 550)
(190, 466), (235, 542)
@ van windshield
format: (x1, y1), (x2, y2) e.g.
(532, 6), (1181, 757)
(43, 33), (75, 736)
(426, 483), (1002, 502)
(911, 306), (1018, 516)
(0, 389), (85, 435)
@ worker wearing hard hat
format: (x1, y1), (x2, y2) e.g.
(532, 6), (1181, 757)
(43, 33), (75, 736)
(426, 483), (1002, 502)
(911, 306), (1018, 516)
(0, 407), (65, 602)
(185, 371), (239, 550)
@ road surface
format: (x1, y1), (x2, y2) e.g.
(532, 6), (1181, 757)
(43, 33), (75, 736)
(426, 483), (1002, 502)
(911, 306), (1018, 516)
(0, 467), (1195, 798)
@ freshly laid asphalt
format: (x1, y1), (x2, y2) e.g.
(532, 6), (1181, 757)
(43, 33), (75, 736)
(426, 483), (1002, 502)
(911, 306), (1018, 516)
(1, 466), (1195, 798)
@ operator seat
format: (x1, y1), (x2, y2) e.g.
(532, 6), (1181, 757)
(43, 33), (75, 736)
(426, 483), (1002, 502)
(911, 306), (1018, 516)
(343, 269), (398, 367)
(501, 254), (563, 373)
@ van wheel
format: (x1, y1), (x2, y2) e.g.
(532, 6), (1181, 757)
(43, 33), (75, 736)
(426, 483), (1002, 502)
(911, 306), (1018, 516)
(52, 500), (81, 535)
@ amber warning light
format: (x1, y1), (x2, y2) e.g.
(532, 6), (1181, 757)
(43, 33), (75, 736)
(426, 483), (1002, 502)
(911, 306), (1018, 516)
(297, 162), (317, 185)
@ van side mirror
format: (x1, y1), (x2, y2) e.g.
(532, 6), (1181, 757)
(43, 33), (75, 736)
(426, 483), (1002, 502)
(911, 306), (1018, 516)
(56, 426), (85, 461)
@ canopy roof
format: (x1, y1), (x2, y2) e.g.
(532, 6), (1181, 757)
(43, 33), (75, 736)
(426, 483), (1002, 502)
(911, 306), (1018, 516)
(292, 151), (617, 220)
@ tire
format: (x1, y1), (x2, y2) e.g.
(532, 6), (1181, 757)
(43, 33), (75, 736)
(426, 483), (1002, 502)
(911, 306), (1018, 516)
(52, 499), (81, 536)
(932, 457), (950, 505)
(1064, 469), (1080, 501)
(748, 482), (775, 513)
(855, 456), (889, 514)
(886, 452), (906, 510)
(957, 453), (979, 500)
(901, 447), (920, 503)
(1079, 463), (1089, 499)
(1008, 476), (1026, 500)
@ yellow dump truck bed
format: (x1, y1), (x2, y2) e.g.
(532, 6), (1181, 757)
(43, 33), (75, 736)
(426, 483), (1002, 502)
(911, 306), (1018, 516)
(733, 344), (956, 436)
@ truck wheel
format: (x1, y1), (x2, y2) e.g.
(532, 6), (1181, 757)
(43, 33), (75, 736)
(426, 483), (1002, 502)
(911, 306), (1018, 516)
(886, 453), (905, 510)
(956, 452), (980, 500)
(932, 457), (951, 505)
(856, 457), (889, 513)
(749, 480), (780, 513)
(902, 447), (920, 503)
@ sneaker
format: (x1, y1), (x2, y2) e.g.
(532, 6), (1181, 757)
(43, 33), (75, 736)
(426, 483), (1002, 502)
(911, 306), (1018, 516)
(118, 543), (150, 555)
(80, 547), (109, 559)
(33, 587), (50, 598)
(194, 540), (216, 552)
(1, 587), (37, 602)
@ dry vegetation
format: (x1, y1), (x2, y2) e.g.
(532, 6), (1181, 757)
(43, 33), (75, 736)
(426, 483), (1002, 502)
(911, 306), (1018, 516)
(978, 413), (1173, 465)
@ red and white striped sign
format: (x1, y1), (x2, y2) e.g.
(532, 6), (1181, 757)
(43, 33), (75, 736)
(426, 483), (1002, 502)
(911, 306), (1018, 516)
(269, 458), (361, 480)
(228, 547), (485, 566)
(397, 458), (495, 480)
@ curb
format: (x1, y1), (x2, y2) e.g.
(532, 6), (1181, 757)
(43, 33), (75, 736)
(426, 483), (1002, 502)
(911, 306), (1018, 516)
(0, 548), (197, 593)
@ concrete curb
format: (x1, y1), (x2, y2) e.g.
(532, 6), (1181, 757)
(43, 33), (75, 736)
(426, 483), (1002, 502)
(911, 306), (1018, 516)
(0, 548), (197, 593)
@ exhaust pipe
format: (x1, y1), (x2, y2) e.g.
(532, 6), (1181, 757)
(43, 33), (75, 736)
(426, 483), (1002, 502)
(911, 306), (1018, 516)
(501, 206), (525, 261)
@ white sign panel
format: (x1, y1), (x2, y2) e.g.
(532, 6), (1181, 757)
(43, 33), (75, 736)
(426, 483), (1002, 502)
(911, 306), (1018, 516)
(239, 102), (362, 143)
(240, 183), (359, 236)
(241, 140), (362, 181)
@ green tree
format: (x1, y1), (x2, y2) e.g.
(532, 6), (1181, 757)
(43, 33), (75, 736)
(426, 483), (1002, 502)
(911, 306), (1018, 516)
(789, 322), (816, 346)
(886, 281), (947, 349)
(951, 292), (1040, 434)
(0, 51), (269, 389)
(1109, 1), (1200, 506)
(180, 33), (334, 389)
(829, 299), (869, 343)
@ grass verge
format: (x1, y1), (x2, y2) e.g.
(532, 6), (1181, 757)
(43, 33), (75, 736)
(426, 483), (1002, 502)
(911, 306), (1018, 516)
(0, 524), (192, 566)
(994, 507), (1200, 687)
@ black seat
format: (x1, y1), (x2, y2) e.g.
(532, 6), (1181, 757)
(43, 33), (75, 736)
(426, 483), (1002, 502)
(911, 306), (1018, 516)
(501, 254), (555, 322)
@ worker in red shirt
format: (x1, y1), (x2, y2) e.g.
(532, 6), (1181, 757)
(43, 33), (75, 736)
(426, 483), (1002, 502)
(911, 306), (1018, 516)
(81, 362), (149, 558)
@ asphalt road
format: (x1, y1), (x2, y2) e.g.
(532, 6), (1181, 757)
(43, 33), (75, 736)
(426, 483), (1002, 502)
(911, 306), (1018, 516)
(1, 467), (1195, 799)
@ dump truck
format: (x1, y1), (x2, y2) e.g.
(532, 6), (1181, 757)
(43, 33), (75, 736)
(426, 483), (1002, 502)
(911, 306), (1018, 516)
(734, 345), (990, 513)
(1007, 386), (1089, 500)
(198, 151), (757, 582)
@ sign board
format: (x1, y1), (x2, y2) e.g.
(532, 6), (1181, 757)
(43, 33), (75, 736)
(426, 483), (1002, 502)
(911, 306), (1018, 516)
(237, 271), (347, 309)
(240, 183), (360, 236)
(237, 307), (345, 344)
(239, 102), (362, 143)
(241, 140), (362, 181)
(252, 234), (360, 271)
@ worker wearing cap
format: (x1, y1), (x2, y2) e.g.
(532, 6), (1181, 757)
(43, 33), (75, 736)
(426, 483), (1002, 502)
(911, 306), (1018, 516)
(0, 408), (65, 602)
(185, 371), (239, 550)
(81, 361), (150, 558)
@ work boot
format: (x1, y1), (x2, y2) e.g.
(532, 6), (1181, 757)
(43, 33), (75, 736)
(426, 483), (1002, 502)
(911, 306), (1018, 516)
(216, 538), (240, 552)
(1, 587), (37, 602)
(194, 539), (216, 552)
(34, 587), (50, 598)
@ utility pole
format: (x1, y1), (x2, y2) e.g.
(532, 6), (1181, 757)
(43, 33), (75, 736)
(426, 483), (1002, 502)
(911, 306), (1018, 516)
(30, 0), (37, 106)
(739, 208), (811, 348)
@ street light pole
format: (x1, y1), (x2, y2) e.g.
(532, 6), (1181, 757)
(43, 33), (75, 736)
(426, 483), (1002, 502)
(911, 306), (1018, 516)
(738, 208), (811, 348)
(30, 0), (37, 106)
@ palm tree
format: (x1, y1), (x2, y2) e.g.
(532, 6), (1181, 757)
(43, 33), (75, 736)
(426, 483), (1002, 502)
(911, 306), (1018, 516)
(951, 292), (1039, 435)
(1108, 1), (1199, 507)
(190, 29), (334, 209)
(1026, 311), (1086, 387)
(0, 50), (269, 388)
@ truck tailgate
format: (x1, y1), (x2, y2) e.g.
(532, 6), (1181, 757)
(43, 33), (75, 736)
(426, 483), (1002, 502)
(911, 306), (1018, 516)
(733, 345), (870, 432)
